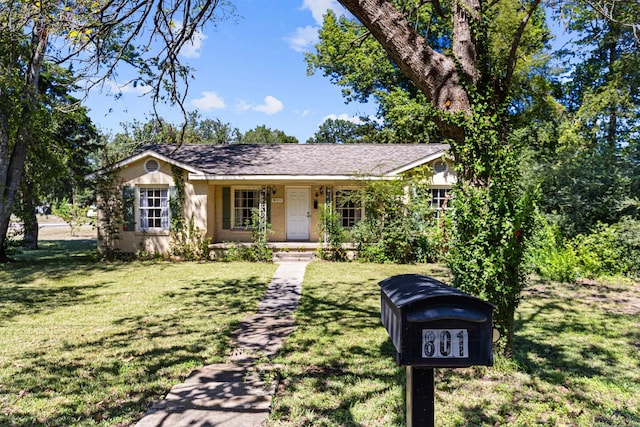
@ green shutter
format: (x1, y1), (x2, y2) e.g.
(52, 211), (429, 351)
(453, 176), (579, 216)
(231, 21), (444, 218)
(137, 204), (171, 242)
(222, 187), (231, 230)
(266, 191), (272, 224)
(123, 186), (135, 232)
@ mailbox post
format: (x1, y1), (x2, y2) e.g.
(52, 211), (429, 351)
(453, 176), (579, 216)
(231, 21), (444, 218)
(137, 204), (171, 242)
(379, 274), (494, 426)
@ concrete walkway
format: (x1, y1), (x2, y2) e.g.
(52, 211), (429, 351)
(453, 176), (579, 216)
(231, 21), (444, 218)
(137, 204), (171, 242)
(135, 262), (307, 427)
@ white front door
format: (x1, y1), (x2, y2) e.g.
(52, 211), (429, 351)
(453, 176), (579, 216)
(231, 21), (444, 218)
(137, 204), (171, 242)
(286, 188), (310, 240)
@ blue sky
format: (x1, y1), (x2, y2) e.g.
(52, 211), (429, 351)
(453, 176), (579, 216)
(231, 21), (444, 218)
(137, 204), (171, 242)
(85, 0), (377, 143)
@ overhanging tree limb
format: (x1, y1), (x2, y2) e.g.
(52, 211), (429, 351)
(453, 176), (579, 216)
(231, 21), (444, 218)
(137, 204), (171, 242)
(505, 0), (543, 92)
(338, 0), (472, 121)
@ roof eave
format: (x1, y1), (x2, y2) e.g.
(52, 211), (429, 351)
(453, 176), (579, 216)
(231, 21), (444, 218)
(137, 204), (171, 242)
(188, 174), (398, 181)
(387, 150), (450, 176)
(85, 150), (203, 180)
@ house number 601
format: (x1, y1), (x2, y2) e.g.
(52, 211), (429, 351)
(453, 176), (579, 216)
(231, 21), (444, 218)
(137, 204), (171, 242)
(422, 329), (469, 358)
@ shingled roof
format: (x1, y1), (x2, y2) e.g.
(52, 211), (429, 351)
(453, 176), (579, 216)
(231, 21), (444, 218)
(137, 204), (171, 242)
(139, 143), (450, 177)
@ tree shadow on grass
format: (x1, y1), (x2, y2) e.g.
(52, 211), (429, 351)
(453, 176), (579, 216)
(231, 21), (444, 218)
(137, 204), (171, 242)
(2, 239), (107, 282)
(0, 275), (270, 426)
(513, 296), (637, 386)
(271, 279), (405, 426)
(0, 240), (130, 324)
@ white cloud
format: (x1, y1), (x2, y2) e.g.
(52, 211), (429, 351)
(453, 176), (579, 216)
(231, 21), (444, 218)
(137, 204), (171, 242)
(301, 0), (347, 25)
(237, 96), (284, 115)
(191, 91), (226, 110)
(285, 25), (319, 52)
(236, 99), (252, 112)
(286, 0), (349, 52)
(254, 96), (284, 114)
(180, 29), (207, 58)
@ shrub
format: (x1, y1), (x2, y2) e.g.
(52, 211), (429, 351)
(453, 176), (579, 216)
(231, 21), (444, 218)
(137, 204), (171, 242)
(351, 180), (439, 264)
(527, 217), (639, 281)
(615, 217), (640, 277)
(526, 216), (580, 282)
(169, 217), (212, 261)
(316, 203), (348, 261)
(53, 199), (88, 237)
(571, 223), (621, 279)
(223, 209), (272, 262)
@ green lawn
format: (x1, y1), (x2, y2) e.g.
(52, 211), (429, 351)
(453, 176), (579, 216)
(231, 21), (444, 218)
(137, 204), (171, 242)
(267, 263), (640, 427)
(0, 239), (277, 426)
(2, 239), (639, 426)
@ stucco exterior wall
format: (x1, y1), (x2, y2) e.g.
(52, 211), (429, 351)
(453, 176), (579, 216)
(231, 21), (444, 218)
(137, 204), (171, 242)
(111, 158), (173, 254)
(430, 159), (456, 187)
(105, 159), (210, 255)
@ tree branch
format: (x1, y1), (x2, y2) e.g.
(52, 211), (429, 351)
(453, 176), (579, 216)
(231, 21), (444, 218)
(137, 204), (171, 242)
(505, 0), (542, 93)
(338, 0), (471, 120)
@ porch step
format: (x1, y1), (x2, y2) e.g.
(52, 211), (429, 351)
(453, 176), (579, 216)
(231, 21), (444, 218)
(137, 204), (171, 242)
(272, 251), (317, 262)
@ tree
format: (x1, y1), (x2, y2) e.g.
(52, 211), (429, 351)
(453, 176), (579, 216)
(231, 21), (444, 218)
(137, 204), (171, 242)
(335, 0), (549, 354)
(0, 0), (233, 261)
(239, 125), (298, 144)
(532, 0), (640, 236)
(109, 112), (241, 158)
(14, 64), (99, 249)
(306, 117), (367, 144)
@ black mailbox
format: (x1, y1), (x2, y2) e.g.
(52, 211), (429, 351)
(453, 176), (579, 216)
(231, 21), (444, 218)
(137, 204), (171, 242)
(379, 274), (494, 368)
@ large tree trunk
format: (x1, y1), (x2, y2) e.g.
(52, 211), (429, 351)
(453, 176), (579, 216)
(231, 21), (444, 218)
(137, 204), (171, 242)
(0, 107), (15, 261)
(0, 94), (33, 260)
(0, 121), (30, 261)
(20, 177), (39, 249)
(338, 0), (474, 141)
(0, 20), (48, 262)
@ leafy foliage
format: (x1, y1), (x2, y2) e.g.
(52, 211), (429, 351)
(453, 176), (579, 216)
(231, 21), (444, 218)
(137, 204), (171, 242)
(445, 99), (539, 355)
(238, 125), (298, 144)
(306, 118), (371, 144)
(52, 199), (89, 237)
(168, 166), (211, 261)
(316, 203), (348, 261)
(527, 216), (640, 282)
(224, 209), (273, 262)
(352, 180), (437, 264)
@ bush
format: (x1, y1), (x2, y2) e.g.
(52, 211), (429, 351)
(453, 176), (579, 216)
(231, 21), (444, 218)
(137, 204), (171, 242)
(316, 203), (348, 261)
(351, 180), (441, 264)
(52, 199), (89, 237)
(616, 217), (640, 277)
(527, 216), (638, 281)
(526, 216), (580, 282)
(169, 217), (212, 261)
(223, 209), (272, 262)
(571, 223), (621, 278)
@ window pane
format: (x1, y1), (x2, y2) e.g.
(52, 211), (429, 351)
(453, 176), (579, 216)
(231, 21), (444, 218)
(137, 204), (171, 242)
(234, 189), (259, 227)
(430, 188), (451, 214)
(139, 187), (169, 230)
(335, 190), (362, 228)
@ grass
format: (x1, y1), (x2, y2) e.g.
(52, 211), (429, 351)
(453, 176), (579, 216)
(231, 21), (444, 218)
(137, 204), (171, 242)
(266, 263), (640, 426)
(2, 223), (639, 426)
(0, 237), (277, 426)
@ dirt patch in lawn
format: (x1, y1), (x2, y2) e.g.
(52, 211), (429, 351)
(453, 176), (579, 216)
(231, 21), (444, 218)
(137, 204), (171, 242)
(570, 279), (640, 315)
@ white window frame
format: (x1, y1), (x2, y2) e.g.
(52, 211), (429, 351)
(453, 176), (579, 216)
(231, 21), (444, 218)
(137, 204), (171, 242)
(232, 187), (261, 229)
(430, 188), (452, 214)
(335, 188), (364, 229)
(137, 186), (170, 232)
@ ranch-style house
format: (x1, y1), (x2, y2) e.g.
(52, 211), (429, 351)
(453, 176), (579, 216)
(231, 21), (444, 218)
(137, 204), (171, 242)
(95, 143), (455, 255)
